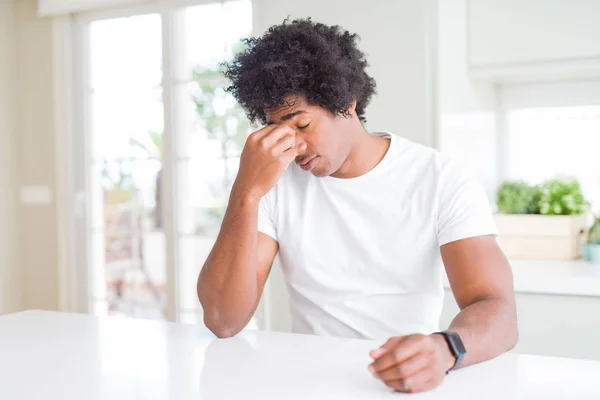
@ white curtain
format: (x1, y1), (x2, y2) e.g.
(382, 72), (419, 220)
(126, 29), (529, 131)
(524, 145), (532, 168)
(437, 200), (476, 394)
(38, 0), (152, 16)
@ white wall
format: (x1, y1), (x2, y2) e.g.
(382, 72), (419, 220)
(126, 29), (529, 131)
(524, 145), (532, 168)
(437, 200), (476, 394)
(253, 0), (435, 146)
(253, 0), (437, 332)
(13, 0), (60, 312)
(0, 2), (20, 314)
(0, 0), (59, 314)
(437, 0), (497, 194)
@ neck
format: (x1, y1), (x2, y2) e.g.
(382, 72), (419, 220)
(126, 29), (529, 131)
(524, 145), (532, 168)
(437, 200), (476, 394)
(331, 127), (391, 179)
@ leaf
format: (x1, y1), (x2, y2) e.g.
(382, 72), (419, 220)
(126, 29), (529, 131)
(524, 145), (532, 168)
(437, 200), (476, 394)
(496, 181), (541, 214)
(538, 177), (589, 215)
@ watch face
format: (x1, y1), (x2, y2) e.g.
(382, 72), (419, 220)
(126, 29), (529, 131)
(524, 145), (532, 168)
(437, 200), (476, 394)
(449, 332), (466, 355)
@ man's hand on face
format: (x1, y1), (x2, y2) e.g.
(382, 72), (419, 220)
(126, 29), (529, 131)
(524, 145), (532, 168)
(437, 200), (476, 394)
(232, 124), (306, 202)
(368, 334), (456, 393)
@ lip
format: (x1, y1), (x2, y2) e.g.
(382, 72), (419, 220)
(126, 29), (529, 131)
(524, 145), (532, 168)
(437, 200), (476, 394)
(297, 155), (316, 167)
(300, 156), (319, 171)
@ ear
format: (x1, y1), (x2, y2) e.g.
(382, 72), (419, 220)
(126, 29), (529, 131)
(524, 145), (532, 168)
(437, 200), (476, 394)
(348, 99), (357, 115)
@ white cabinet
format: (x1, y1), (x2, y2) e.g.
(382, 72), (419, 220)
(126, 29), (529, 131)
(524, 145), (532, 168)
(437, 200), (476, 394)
(467, 0), (600, 81)
(441, 289), (600, 360)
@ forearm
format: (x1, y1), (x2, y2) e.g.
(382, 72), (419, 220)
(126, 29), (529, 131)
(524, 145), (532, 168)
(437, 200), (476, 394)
(197, 193), (261, 336)
(443, 297), (518, 369)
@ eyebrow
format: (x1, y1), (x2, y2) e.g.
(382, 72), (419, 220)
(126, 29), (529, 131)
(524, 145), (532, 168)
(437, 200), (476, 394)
(266, 110), (307, 125)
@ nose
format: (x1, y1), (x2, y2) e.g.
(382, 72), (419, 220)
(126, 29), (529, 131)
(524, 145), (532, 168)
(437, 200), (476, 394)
(282, 123), (307, 150)
(294, 135), (308, 154)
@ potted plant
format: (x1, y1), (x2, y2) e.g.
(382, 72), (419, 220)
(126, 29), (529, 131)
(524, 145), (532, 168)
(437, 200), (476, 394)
(582, 216), (600, 264)
(494, 178), (589, 260)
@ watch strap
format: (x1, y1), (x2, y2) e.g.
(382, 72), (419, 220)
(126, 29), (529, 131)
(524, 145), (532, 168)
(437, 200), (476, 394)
(437, 330), (466, 373)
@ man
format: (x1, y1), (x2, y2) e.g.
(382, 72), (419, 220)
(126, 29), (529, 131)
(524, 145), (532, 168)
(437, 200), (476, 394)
(197, 18), (518, 393)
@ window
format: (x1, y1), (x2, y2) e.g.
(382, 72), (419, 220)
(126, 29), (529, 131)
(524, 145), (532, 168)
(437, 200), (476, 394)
(77, 0), (254, 324)
(506, 105), (600, 211)
(500, 80), (600, 213)
(439, 81), (600, 213)
(89, 13), (165, 319)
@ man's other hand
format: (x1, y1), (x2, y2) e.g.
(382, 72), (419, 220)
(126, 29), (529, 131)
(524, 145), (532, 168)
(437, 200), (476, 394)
(368, 334), (455, 393)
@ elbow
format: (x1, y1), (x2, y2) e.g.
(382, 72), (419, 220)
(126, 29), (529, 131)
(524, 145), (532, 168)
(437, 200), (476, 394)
(197, 286), (242, 338)
(505, 307), (520, 351)
(507, 323), (519, 351)
(203, 313), (243, 338)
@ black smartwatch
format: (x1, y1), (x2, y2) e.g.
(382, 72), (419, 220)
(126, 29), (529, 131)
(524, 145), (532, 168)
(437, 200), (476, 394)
(436, 331), (466, 373)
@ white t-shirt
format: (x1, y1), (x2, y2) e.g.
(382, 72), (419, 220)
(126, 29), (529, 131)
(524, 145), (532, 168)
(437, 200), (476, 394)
(258, 132), (497, 340)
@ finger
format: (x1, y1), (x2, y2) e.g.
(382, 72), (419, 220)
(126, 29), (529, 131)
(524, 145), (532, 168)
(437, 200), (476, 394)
(384, 369), (438, 394)
(271, 133), (296, 155)
(280, 142), (305, 165)
(370, 336), (423, 373)
(247, 124), (280, 142)
(370, 337), (406, 360)
(374, 353), (431, 381)
(260, 125), (296, 147)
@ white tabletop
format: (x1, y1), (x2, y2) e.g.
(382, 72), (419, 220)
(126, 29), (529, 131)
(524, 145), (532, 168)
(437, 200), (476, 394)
(2, 311), (600, 399)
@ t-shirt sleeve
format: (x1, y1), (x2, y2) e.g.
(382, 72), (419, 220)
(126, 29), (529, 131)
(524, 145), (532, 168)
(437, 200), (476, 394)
(257, 189), (278, 242)
(436, 159), (497, 247)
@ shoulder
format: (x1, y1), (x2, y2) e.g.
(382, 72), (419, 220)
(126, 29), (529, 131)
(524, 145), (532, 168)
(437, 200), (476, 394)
(386, 134), (464, 182)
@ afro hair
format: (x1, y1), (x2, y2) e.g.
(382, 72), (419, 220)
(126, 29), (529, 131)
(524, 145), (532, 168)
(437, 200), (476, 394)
(223, 18), (377, 125)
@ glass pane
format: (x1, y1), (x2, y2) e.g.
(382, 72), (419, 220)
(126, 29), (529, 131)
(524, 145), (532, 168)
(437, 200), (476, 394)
(180, 310), (203, 325)
(90, 159), (166, 319)
(182, 0), (253, 78)
(94, 159), (163, 230)
(177, 157), (240, 235)
(94, 228), (166, 319)
(91, 88), (164, 161)
(90, 14), (162, 90)
(222, 0), (253, 54)
(176, 78), (249, 235)
(181, 80), (249, 159)
(507, 106), (600, 209)
(178, 236), (216, 311)
(176, 1), (253, 320)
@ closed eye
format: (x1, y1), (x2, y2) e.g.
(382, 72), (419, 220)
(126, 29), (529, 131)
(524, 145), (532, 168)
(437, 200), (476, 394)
(298, 123), (311, 130)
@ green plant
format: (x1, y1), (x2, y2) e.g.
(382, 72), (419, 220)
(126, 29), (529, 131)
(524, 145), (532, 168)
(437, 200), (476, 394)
(496, 181), (541, 214)
(538, 178), (588, 215)
(588, 216), (600, 245)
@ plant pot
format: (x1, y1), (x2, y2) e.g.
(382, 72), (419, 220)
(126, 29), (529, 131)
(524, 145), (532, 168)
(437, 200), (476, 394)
(582, 244), (600, 264)
(494, 214), (588, 260)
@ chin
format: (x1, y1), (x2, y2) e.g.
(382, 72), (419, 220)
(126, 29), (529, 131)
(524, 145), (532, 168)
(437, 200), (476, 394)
(311, 167), (331, 178)
(306, 158), (334, 177)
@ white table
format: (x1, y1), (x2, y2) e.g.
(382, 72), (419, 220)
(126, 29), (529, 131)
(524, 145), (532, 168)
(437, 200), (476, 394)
(1, 311), (600, 399)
